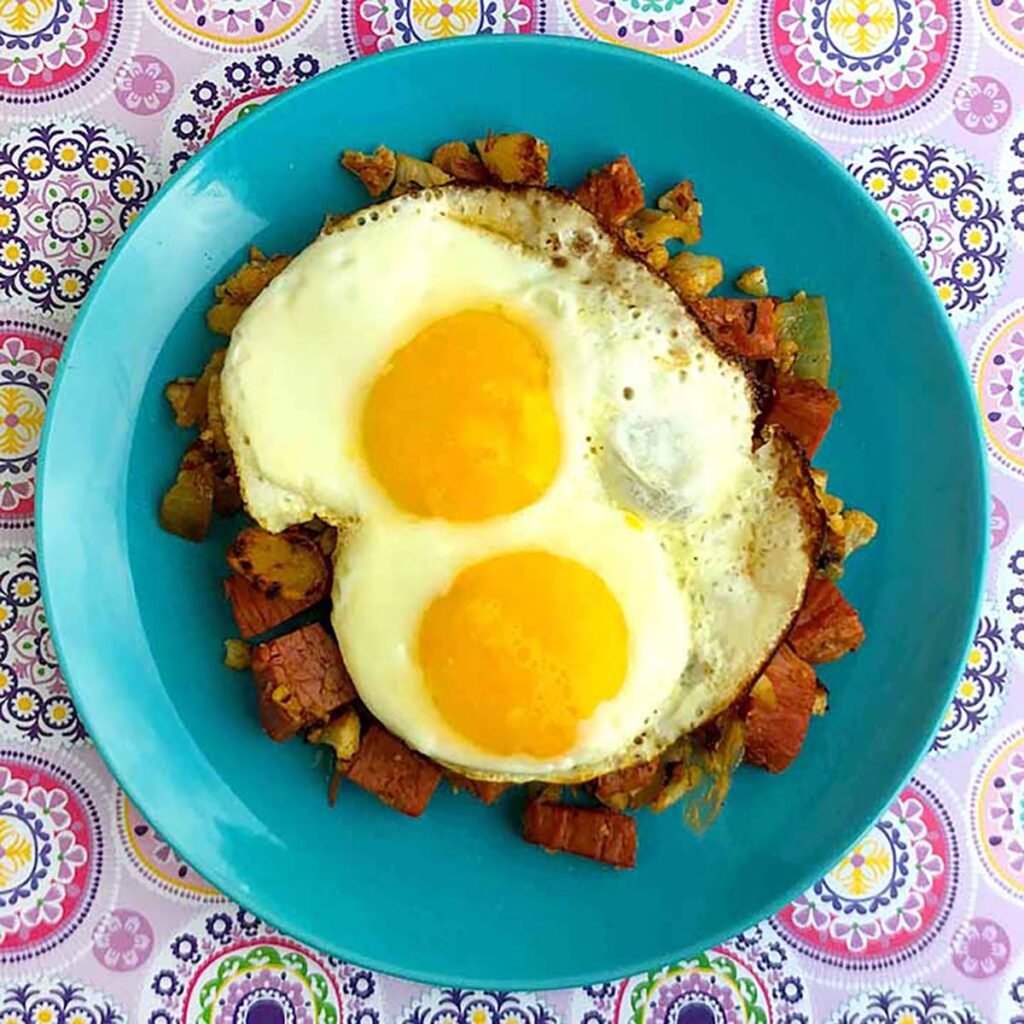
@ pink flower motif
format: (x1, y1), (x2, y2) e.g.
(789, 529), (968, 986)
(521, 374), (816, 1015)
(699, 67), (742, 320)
(501, 0), (530, 29)
(831, 917), (882, 951)
(988, 368), (1016, 407)
(21, 884), (65, 927)
(77, 0), (109, 30)
(882, 889), (924, 934)
(261, 0), (296, 15)
(899, 796), (927, 838)
(912, 842), (944, 888)
(679, 0), (713, 29)
(795, 44), (835, 86)
(885, 49), (927, 91)
(213, 6), (253, 32)
(0, 54), (43, 87)
(360, 0), (392, 31)
(632, 17), (670, 43)
(777, 0), (810, 42)
(53, 830), (87, 883)
(916, 1), (947, 47)
(115, 56), (175, 116)
(835, 75), (884, 108)
(1008, 0), (1024, 31)
(951, 918), (1012, 979)
(92, 909), (155, 971)
(42, 29), (88, 70)
(789, 896), (830, 931)
(29, 784), (71, 830)
(954, 77), (1012, 134)
(0, 766), (29, 802)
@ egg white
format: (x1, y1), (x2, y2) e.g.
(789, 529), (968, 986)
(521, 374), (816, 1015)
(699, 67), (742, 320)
(333, 499), (691, 777)
(220, 184), (822, 782)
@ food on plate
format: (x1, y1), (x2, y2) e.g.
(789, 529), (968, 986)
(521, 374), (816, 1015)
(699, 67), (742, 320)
(735, 266), (769, 298)
(687, 297), (776, 359)
(476, 132), (550, 185)
(227, 527), (331, 603)
(250, 623), (355, 741)
(523, 798), (637, 868)
(742, 644), (818, 773)
(662, 252), (724, 300)
(765, 376), (840, 457)
(344, 725), (442, 817)
(160, 132), (876, 867)
(787, 577), (865, 663)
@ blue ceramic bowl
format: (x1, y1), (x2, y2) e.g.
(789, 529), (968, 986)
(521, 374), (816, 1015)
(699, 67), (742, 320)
(38, 36), (986, 988)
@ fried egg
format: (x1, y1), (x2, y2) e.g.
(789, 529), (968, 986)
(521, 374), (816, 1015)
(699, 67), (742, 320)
(220, 184), (822, 782)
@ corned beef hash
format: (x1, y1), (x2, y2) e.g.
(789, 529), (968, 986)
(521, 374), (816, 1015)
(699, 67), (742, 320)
(159, 133), (876, 869)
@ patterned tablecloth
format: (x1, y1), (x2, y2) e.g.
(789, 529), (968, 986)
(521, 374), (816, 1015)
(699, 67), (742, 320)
(0, 1), (1022, 1021)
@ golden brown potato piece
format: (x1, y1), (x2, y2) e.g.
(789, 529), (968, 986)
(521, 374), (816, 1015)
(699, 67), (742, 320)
(476, 132), (550, 185)
(656, 180), (702, 245)
(207, 248), (291, 337)
(165, 378), (197, 427)
(227, 527), (331, 603)
(663, 253), (723, 300)
(159, 462), (214, 542)
(310, 707), (362, 762)
(431, 141), (489, 182)
(223, 638), (251, 671)
(183, 349), (225, 428)
(392, 153), (452, 196)
(341, 145), (397, 197)
(574, 156), (645, 227)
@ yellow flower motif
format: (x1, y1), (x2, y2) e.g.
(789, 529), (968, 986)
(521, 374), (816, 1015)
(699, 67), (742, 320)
(0, 211), (12, 230)
(956, 195), (977, 216)
(932, 172), (951, 192)
(936, 282), (954, 302)
(958, 258), (978, 282)
(958, 678), (977, 699)
(830, 832), (891, 897)
(51, 705), (68, 723)
(899, 165), (920, 185)
(1, 176), (20, 197)
(2, 241), (23, 264)
(967, 646), (982, 667)
(32, 1005), (57, 1024)
(966, 227), (984, 247)
(828, 0), (897, 54)
(0, 819), (33, 887)
(116, 178), (136, 199)
(868, 173), (888, 194)
(59, 278), (81, 297)
(91, 154), (111, 173)
(411, 0), (480, 36)
(15, 693), (34, 713)
(25, 154), (44, 173)
(15, 579), (34, 599)
(27, 266), (48, 286)
(58, 145), (78, 165)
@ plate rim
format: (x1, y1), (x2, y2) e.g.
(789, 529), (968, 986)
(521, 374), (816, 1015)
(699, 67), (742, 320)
(37, 34), (989, 989)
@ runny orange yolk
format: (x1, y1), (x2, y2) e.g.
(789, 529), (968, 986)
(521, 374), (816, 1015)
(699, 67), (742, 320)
(361, 309), (561, 521)
(417, 551), (629, 758)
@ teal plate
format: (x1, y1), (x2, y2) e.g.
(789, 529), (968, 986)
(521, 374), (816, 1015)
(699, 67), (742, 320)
(38, 36), (986, 989)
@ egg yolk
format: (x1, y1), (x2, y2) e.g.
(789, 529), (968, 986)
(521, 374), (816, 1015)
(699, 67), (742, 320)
(417, 551), (629, 758)
(361, 309), (561, 521)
